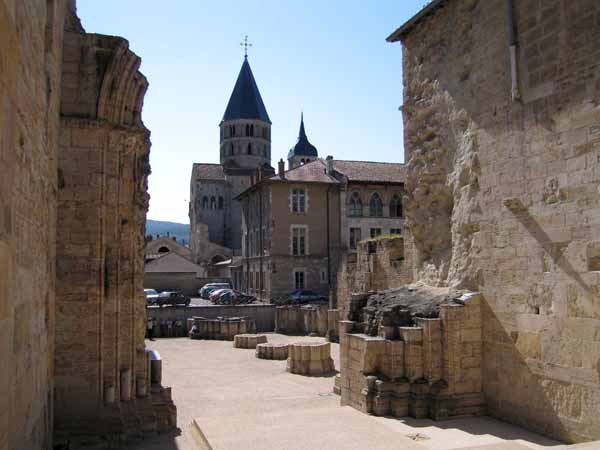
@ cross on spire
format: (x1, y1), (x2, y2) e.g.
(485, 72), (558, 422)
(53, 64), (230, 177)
(240, 35), (252, 59)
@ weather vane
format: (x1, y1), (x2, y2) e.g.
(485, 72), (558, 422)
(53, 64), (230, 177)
(240, 35), (252, 59)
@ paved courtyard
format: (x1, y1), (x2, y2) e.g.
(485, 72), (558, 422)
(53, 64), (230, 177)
(132, 335), (576, 450)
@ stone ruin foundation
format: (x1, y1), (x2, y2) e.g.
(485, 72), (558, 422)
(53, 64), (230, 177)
(275, 304), (329, 337)
(287, 342), (335, 376)
(256, 343), (290, 360)
(233, 334), (268, 349)
(188, 316), (256, 341)
(339, 284), (485, 420)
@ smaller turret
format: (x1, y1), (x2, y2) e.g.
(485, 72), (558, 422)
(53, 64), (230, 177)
(287, 113), (318, 169)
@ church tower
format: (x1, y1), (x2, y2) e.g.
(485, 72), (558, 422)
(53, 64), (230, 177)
(288, 113), (319, 169)
(220, 56), (272, 169)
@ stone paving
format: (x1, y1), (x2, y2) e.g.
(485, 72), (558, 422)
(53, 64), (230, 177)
(129, 334), (585, 450)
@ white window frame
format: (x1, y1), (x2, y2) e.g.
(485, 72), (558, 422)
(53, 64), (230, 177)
(293, 269), (305, 290)
(291, 188), (306, 213)
(290, 225), (309, 256)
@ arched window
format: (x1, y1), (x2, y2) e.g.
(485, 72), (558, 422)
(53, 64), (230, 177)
(218, 196), (224, 209)
(158, 246), (170, 253)
(246, 124), (250, 136)
(250, 124), (254, 136)
(300, 158), (305, 165)
(202, 196), (208, 209)
(247, 143), (252, 155)
(230, 125), (235, 137)
(210, 196), (216, 209)
(229, 143), (234, 155)
(390, 194), (403, 217)
(349, 192), (362, 217)
(369, 193), (383, 217)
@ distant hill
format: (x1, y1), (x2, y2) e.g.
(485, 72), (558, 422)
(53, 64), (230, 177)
(146, 220), (190, 245)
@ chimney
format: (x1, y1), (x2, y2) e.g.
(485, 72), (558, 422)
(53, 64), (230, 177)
(326, 155), (334, 175)
(278, 159), (285, 178)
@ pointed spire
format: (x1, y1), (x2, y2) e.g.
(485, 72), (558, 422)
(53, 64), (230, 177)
(288, 112), (318, 158)
(299, 112), (307, 139)
(222, 58), (271, 123)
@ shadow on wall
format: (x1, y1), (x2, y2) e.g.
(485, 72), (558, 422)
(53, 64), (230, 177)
(481, 298), (570, 442)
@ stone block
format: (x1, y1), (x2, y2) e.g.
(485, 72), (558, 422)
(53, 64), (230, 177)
(233, 334), (268, 349)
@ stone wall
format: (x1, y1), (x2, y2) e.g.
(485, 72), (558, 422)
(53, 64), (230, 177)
(0, 1), (66, 449)
(275, 304), (329, 336)
(54, 13), (177, 444)
(337, 236), (413, 319)
(395, 0), (600, 442)
(147, 304), (277, 333)
(339, 292), (484, 420)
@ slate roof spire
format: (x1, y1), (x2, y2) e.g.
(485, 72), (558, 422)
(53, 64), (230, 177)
(288, 113), (318, 158)
(222, 58), (271, 124)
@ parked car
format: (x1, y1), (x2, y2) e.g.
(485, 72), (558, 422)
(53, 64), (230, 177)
(144, 289), (159, 305)
(156, 290), (191, 307)
(209, 288), (231, 303)
(199, 282), (231, 299)
(288, 290), (328, 304)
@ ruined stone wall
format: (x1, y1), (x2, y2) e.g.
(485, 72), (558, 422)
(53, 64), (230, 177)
(0, 1), (66, 449)
(337, 236), (414, 320)
(339, 293), (484, 420)
(54, 13), (176, 445)
(399, 0), (600, 442)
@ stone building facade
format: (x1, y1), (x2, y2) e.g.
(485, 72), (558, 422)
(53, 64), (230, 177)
(189, 57), (274, 263)
(0, 2), (175, 449)
(239, 155), (406, 302)
(239, 160), (342, 301)
(387, 0), (600, 443)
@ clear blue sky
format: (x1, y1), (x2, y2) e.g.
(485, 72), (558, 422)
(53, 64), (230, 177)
(77, 1), (426, 224)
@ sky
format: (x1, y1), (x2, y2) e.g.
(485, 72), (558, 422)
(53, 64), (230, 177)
(77, 1), (427, 224)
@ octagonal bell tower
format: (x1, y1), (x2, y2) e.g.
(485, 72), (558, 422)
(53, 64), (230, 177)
(220, 56), (271, 169)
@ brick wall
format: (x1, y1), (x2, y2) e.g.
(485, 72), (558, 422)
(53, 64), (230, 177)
(397, 0), (600, 442)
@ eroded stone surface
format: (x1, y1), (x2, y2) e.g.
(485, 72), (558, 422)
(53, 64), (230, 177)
(256, 343), (289, 360)
(287, 342), (335, 376)
(234, 334), (268, 349)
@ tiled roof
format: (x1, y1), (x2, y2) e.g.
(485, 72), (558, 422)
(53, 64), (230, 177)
(269, 159), (338, 184)
(192, 163), (225, 181)
(222, 58), (271, 123)
(333, 160), (405, 184)
(144, 252), (201, 274)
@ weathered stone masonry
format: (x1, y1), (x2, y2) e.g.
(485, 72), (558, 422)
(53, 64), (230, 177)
(0, 1), (175, 449)
(389, 0), (600, 443)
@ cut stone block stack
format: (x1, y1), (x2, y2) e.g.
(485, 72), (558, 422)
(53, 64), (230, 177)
(233, 334), (268, 349)
(287, 342), (335, 376)
(275, 304), (329, 336)
(256, 343), (289, 360)
(188, 316), (256, 340)
(339, 292), (484, 420)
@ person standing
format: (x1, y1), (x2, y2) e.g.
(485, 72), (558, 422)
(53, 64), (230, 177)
(147, 317), (155, 341)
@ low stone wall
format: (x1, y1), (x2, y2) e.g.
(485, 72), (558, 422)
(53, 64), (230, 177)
(189, 317), (256, 341)
(275, 304), (328, 336)
(147, 304), (276, 333)
(339, 292), (484, 420)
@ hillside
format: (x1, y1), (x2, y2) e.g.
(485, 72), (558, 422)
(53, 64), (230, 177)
(145, 219), (190, 245)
